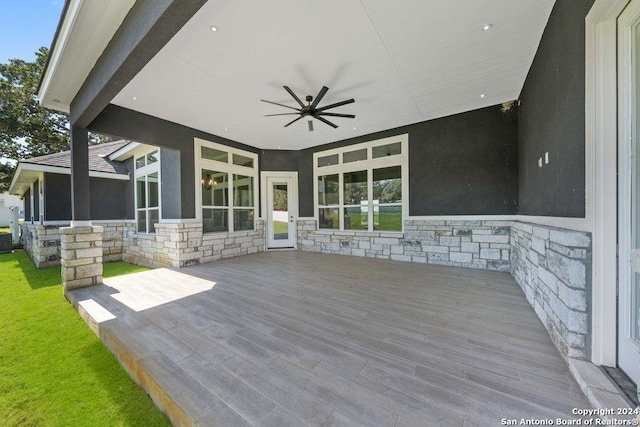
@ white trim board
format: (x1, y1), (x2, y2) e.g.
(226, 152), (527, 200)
(585, 0), (629, 367)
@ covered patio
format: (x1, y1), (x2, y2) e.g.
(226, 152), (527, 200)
(67, 251), (589, 426)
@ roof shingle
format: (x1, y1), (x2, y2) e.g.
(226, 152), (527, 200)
(21, 140), (130, 174)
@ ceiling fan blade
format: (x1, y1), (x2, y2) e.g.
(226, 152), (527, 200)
(317, 112), (356, 118)
(284, 116), (304, 127)
(260, 99), (300, 111)
(283, 86), (306, 108)
(316, 98), (355, 112)
(264, 113), (301, 116)
(315, 116), (338, 129)
(308, 120), (314, 132)
(310, 86), (329, 109)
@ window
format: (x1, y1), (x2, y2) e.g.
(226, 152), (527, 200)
(135, 150), (160, 233)
(196, 139), (258, 233)
(314, 135), (408, 232)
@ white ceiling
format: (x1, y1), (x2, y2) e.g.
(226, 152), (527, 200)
(110, 0), (555, 150)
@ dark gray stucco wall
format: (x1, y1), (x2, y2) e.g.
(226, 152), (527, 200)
(160, 147), (182, 219)
(24, 188), (31, 222)
(44, 173), (72, 221)
(43, 172), (132, 221)
(261, 150), (300, 172)
(33, 180), (40, 221)
(124, 157), (135, 219)
(517, 0), (594, 217)
(89, 177), (129, 220)
(298, 104), (518, 217)
(89, 105), (259, 219)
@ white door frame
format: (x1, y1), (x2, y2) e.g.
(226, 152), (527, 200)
(617, 0), (640, 384)
(586, 0), (630, 366)
(261, 171), (298, 249)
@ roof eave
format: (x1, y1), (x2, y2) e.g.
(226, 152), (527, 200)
(38, 0), (81, 113)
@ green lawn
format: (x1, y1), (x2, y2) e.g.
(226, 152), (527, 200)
(0, 251), (171, 427)
(273, 220), (289, 235)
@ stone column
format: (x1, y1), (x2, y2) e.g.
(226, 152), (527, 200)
(60, 226), (103, 291)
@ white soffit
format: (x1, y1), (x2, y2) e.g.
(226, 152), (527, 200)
(39, 0), (136, 112)
(110, 0), (555, 150)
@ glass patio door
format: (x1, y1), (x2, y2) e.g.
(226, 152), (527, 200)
(265, 174), (296, 249)
(618, 0), (640, 390)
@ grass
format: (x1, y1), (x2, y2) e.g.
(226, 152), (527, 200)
(343, 212), (403, 231)
(0, 251), (171, 427)
(273, 220), (289, 235)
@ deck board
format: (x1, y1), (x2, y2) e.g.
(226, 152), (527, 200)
(68, 251), (591, 426)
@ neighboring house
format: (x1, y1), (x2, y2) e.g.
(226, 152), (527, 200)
(30, 0), (638, 402)
(0, 193), (23, 227)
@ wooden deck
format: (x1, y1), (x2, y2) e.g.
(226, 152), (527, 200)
(67, 251), (590, 426)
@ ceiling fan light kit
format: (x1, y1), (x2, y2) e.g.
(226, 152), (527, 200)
(261, 86), (355, 131)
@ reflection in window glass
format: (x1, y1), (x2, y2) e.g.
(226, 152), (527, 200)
(344, 170), (368, 205)
(343, 149), (367, 163)
(146, 150), (158, 164)
(202, 170), (228, 207)
(137, 211), (146, 233)
(372, 142), (401, 158)
(319, 208), (339, 229)
(318, 175), (339, 205)
(272, 184), (288, 240)
(318, 154), (339, 167)
(234, 209), (254, 231)
(233, 174), (253, 207)
(202, 208), (228, 232)
(374, 205), (402, 231)
(373, 166), (402, 203)
(233, 154), (254, 168)
(148, 172), (159, 208)
(345, 206), (367, 230)
(135, 156), (145, 169)
(201, 146), (228, 162)
(136, 176), (146, 209)
(149, 209), (159, 233)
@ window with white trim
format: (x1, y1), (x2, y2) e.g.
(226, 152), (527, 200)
(135, 149), (160, 233)
(313, 135), (408, 232)
(196, 139), (258, 233)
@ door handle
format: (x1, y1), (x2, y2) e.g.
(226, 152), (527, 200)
(290, 216), (294, 223)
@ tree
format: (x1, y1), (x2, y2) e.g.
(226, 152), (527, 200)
(0, 47), (114, 192)
(0, 47), (69, 163)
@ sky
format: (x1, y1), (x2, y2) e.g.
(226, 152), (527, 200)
(0, 1), (64, 63)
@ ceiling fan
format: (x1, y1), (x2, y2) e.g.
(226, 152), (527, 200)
(261, 86), (355, 131)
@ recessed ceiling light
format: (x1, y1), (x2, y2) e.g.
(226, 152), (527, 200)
(52, 98), (61, 103)
(210, 25), (218, 32)
(480, 94), (486, 98)
(483, 24), (493, 31)
(132, 96), (137, 100)
(224, 128), (228, 131)
(353, 127), (357, 130)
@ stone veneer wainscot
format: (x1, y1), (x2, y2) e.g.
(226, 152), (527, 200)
(297, 219), (512, 272)
(511, 222), (591, 360)
(22, 222), (135, 268)
(123, 220), (265, 268)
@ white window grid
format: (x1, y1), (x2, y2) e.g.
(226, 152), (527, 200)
(134, 149), (161, 234)
(194, 138), (259, 233)
(313, 134), (409, 232)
